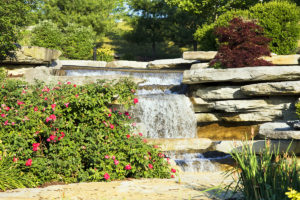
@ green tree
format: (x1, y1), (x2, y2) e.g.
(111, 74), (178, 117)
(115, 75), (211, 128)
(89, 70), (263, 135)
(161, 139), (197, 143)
(0, 0), (36, 60)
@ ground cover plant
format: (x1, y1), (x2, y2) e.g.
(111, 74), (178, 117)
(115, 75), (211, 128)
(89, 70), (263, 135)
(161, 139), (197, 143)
(209, 17), (273, 68)
(226, 140), (300, 200)
(0, 75), (173, 191)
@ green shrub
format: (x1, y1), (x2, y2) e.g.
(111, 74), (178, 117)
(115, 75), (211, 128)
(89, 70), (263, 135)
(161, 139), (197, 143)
(286, 188), (300, 200)
(226, 140), (299, 200)
(195, 1), (300, 54)
(0, 78), (171, 186)
(31, 21), (63, 50)
(96, 47), (114, 62)
(61, 23), (96, 60)
(249, 1), (300, 55)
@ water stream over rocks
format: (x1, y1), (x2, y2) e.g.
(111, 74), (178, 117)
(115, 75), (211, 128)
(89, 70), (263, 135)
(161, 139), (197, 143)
(66, 68), (226, 172)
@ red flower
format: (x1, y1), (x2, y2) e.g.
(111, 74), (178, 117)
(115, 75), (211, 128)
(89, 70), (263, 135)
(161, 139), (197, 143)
(73, 84), (77, 88)
(125, 164), (132, 170)
(75, 94), (79, 98)
(105, 155), (110, 159)
(25, 159), (32, 166)
(11, 122), (15, 125)
(126, 134), (130, 139)
(171, 168), (176, 173)
(110, 124), (114, 129)
(67, 82), (71, 85)
(171, 174), (175, 178)
(104, 173), (110, 180)
(133, 98), (138, 104)
(108, 113), (111, 117)
(5, 107), (10, 111)
(124, 112), (129, 116)
(32, 143), (40, 151)
(114, 160), (119, 165)
(17, 100), (25, 105)
(51, 104), (56, 110)
(13, 157), (18, 162)
(4, 120), (8, 125)
(49, 114), (56, 121)
(138, 132), (143, 136)
(148, 164), (153, 169)
(1, 114), (6, 118)
(34, 107), (38, 112)
(64, 103), (69, 108)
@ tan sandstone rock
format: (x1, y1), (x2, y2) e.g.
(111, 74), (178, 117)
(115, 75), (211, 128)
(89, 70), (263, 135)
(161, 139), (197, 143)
(183, 51), (217, 61)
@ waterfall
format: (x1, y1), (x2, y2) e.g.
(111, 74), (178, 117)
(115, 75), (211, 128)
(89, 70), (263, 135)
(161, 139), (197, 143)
(134, 94), (197, 138)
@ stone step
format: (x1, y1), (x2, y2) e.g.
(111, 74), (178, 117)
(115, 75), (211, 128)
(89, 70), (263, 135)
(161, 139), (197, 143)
(147, 58), (198, 69)
(183, 66), (300, 84)
(259, 122), (300, 140)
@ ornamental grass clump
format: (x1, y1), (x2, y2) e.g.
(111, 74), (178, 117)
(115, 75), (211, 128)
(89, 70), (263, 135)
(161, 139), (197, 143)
(0, 76), (172, 190)
(226, 140), (300, 200)
(210, 17), (273, 68)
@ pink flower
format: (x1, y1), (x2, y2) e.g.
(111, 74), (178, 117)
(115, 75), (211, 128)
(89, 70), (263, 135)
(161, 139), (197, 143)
(49, 114), (56, 121)
(110, 124), (114, 129)
(1, 114), (6, 118)
(73, 84), (77, 88)
(17, 100), (25, 105)
(75, 94), (79, 98)
(5, 107), (10, 111)
(112, 156), (116, 160)
(171, 168), (176, 173)
(138, 133), (143, 136)
(64, 103), (69, 108)
(132, 123), (136, 127)
(47, 138), (50, 142)
(32, 143), (40, 151)
(25, 159), (32, 166)
(125, 164), (132, 170)
(104, 173), (110, 180)
(131, 89), (135, 93)
(50, 135), (56, 141)
(126, 134), (130, 139)
(133, 98), (138, 104)
(51, 104), (56, 110)
(108, 113), (112, 117)
(58, 81), (62, 85)
(105, 155), (110, 159)
(171, 174), (175, 178)
(13, 157), (18, 162)
(148, 164), (153, 169)
(34, 107), (38, 112)
(128, 116), (131, 119)
(114, 160), (119, 165)
(46, 117), (50, 123)
(44, 97), (48, 101)
(124, 112), (129, 116)
(11, 122), (15, 125)
(67, 82), (71, 85)
(4, 120), (8, 125)
(143, 139), (148, 143)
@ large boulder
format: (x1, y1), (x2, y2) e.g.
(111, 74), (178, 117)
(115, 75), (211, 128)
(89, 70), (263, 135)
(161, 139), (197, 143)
(241, 81), (300, 96)
(183, 51), (217, 61)
(147, 58), (198, 69)
(183, 66), (300, 84)
(261, 54), (300, 65)
(213, 98), (295, 112)
(259, 122), (300, 140)
(1, 46), (61, 65)
(189, 85), (246, 100)
(147, 138), (213, 152)
(106, 60), (148, 69)
(60, 60), (107, 68)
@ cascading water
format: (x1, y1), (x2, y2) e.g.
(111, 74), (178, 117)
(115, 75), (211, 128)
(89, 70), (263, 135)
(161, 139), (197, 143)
(65, 67), (221, 172)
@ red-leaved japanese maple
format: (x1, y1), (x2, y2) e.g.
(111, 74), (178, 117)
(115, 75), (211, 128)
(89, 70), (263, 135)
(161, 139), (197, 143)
(210, 17), (273, 68)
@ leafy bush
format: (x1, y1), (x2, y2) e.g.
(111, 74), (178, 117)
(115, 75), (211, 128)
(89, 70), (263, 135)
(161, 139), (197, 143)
(195, 1), (300, 55)
(194, 10), (249, 51)
(249, 1), (300, 55)
(286, 188), (300, 200)
(61, 23), (96, 60)
(210, 18), (273, 68)
(0, 78), (171, 187)
(226, 140), (299, 200)
(96, 47), (114, 62)
(31, 21), (63, 50)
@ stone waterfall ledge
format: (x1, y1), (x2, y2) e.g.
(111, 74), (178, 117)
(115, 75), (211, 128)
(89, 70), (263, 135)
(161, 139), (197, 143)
(197, 123), (259, 140)
(147, 58), (198, 69)
(215, 140), (300, 154)
(1, 46), (61, 65)
(190, 97), (214, 112)
(189, 85), (246, 100)
(259, 122), (300, 140)
(182, 66), (300, 84)
(261, 54), (300, 65)
(147, 138), (213, 152)
(190, 63), (209, 70)
(60, 60), (107, 68)
(106, 60), (148, 69)
(241, 81), (300, 96)
(213, 98), (295, 113)
(183, 51), (217, 61)
(196, 110), (297, 123)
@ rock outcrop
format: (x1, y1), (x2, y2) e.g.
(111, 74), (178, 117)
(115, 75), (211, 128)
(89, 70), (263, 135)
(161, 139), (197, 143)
(106, 60), (148, 69)
(60, 60), (107, 68)
(261, 54), (300, 65)
(259, 122), (300, 140)
(147, 58), (198, 69)
(183, 51), (217, 61)
(1, 46), (61, 65)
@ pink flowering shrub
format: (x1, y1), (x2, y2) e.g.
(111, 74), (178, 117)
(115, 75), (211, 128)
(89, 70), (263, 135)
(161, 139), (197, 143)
(0, 78), (171, 187)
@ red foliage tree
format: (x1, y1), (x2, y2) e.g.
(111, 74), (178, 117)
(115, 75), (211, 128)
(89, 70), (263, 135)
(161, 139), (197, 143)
(210, 17), (273, 68)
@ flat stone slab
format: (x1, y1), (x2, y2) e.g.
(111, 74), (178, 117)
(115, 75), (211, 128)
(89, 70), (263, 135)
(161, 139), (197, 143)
(147, 138), (212, 152)
(106, 60), (148, 69)
(190, 63), (209, 70)
(213, 98), (294, 112)
(215, 140), (300, 154)
(190, 97), (214, 112)
(189, 85), (246, 100)
(183, 51), (217, 61)
(259, 122), (300, 140)
(147, 58), (197, 69)
(261, 54), (300, 65)
(183, 66), (300, 84)
(241, 81), (300, 96)
(60, 60), (107, 68)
